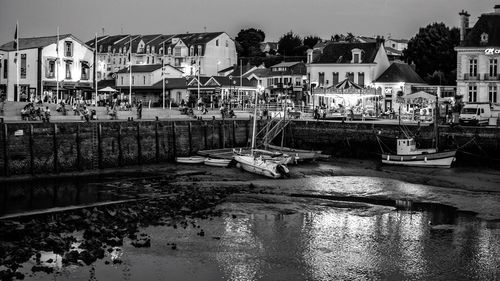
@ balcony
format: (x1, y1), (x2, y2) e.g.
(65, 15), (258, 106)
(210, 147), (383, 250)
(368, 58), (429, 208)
(484, 73), (500, 80)
(463, 73), (480, 80)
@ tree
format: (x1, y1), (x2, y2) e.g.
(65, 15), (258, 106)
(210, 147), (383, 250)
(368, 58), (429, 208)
(402, 23), (460, 85)
(278, 31), (303, 57)
(235, 28), (266, 58)
(303, 35), (322, 49)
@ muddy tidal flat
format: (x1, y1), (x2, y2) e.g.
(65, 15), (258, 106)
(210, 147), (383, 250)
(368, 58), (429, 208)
(1, 159), (499, 281)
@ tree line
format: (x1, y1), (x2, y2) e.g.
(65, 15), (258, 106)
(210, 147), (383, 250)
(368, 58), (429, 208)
(235, 23), (460, 85)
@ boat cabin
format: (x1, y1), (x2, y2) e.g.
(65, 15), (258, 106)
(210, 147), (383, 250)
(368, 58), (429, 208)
(396, 138), (436, 155)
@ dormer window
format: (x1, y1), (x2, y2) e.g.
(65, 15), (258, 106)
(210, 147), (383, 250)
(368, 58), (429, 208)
(152, 46), (155, 53)
(168, 47), (171, 55)
(119, 47), (122, 53)
(198, 45), (202, 56)
(146, 46), (150, 53)
(107, 46), (111, 53)
(481, 33), (489, 45)
(351, 48), (362, 63)
(99, 45), (103, 52)
(190, 46), (194, 56)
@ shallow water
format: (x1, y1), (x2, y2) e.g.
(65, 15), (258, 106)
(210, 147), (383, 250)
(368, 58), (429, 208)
(21, 199), (500, 281)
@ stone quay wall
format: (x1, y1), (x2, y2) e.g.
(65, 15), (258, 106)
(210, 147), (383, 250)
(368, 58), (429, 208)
(0, 120), (251, 177)
(0, 119), (499, 177)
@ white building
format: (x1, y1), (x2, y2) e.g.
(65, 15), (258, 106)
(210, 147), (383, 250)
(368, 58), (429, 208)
(87, 32), (237, 81)
(306, 38), (390, 89)
(455, 5), (500, 104)
(0, 34), (94, 102)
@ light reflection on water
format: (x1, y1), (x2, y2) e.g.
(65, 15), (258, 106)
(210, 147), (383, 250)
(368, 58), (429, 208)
(26, 204), (500, 281)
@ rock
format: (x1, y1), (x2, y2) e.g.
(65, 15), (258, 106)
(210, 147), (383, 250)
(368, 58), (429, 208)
(131, 237), (151, 248)
(112, 259), (122, 264)
(46, 258), (54, 263)
(79, 250), (97, 266)
(31, 265), (54, 274)
(104, 260), (110, 265)
(63, 250), (79, 265)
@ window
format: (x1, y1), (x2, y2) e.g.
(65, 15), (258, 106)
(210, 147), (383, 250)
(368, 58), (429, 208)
(489, 85), (498, 103)
(143, 76), (146, 84)
(198, 45), (202, 56)
(147, 57), (149, 64)
(64, 41), (73, 57)
(189, 46), (194, 56)
(490, 59), (498, 77)
(121, 77), (123, 85)
(46, 59), (55, 78)
(152, 57), (154, 64)
(2, 59), (7, 78)
(132, 76), (135, 85)
(318, 72), (325, 85)
(20, 54), (26, 78)
(468, 85), (477, 102)
(119, 58), (122, 64)
(358, 72), (365, 86)
(353, 53), (360, 63)
(332, 72), (339, 85)
(174, 47), (181, 57)
(107, 56), (111, 63)
(274, 77), (279, 85)
(119, 48), (122, 53)
(284, 78), (289, 85)
(107, 46), (111, 53)
(152, 46), (155, 53)
(113, 58), (116, 65)
(99, 45), (103, 52)
(347, 72), (354, 82)
(168, 47), (171, 55)
(97, 72), (102, 79)
(295, 77), (301, 86)
(146, 46), (150, 53)
(216, 39), (219, 46)
(225, 40), (228, 47)
(81, 61), (90, 80)
(65, 60), (72, 79)
(469, 58), (477, 77)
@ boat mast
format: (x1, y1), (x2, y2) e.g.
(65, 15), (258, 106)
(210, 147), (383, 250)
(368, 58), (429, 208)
(434, 94), (439, 151)
(250, 89), (258, 154)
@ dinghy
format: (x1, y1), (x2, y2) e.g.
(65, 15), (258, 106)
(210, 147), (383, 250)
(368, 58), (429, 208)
(175, 156), (206, 164)
(204, 158), (232, 167)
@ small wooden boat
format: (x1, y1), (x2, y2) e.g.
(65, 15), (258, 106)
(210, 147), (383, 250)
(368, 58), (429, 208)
(175, 156), (206, 164)
(265, 144), (322, 162)
(204, 158), (232, 167)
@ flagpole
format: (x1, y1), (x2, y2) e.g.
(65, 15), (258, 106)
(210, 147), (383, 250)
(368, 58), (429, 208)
(162, 41), (165, 109)
(129, 37), (132, 104)
(16, 21), (19, 102)
(56, 26), (59, 104)
(197, 56), (200, 100)
(94, 33), (98, 107)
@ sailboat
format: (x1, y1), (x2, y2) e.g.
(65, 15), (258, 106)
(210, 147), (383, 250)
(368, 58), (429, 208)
(379, 96), (456, 168)
(233, 92), (290, 178)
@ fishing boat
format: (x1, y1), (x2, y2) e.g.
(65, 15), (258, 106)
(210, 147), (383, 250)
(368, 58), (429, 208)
(381, 138), (456, 168)
(233, 92), (290, 178)
(204, 158), (232, 167)
(175, 156), (206, 164)
(379, 95), (456, 168)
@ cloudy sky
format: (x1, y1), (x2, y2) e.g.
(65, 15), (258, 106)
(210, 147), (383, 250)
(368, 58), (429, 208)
(0, 0), (495, 44)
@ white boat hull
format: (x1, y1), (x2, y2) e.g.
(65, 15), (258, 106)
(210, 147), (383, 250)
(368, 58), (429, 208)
(204, 158), (231, 167)
(265, 145), (321, 162)
(381, 150), (456, 168)
(234, 155), (289, 179)
(176, 156), (206, 164)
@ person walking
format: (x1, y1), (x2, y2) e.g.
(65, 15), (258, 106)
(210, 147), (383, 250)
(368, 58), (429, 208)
(137, 100), (143, 119)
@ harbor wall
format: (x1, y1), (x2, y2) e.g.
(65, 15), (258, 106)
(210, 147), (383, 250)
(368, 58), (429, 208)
(0, 119), (499, 177)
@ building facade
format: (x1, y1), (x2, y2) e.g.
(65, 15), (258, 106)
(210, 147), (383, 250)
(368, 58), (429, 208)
(455, 5), (500, 104)
(0, 34), (94, 102)
(87, 32), (237, 81)
(306, 39), (390, 92)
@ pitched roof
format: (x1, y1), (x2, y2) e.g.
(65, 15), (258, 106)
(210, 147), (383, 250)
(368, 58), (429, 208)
(173, 32), (224, 46)
(271, 61), (301, 68)
(374, 62), (425, 84)
(86, 35), (129, 50)
(387, 38), (408, 44)
(356, 36), (377, 43)
(385, 46), (403, 56)
(312, 42), (381, 64)
(227, 64), (255, 77)
(245, 68), (271, 78)
(0, 34), (73, 51)
(462, 10), (500, 47)
(116, 64), (163, 73)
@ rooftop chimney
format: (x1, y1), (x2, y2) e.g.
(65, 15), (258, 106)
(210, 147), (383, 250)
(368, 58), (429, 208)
(459, 10), (470, 43)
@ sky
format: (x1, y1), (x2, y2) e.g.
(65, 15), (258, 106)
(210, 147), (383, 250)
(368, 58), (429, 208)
(0, 0), (495, 44)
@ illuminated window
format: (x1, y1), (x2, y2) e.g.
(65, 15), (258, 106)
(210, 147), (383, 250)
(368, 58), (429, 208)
(65, 60), (72, 79)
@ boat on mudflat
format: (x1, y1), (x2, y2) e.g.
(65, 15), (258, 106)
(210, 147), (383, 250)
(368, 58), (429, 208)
(234, 154), (289, 179)
(265, 144), (322, 162)
(175, 156), (206, 164)
(381, 138), (456, 168)
(204, 158), (232, 167)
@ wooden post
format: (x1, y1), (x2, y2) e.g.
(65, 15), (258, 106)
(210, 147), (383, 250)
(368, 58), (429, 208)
(155, 121), (159, 163)
(220, 121), (225, 148)
(2, 124), (8, 177)
(203, 122), (208, 149)
(232, 120), (236, 147)
(53, 123), (58, 173)
(136, 122), (141, 164)
(76, 124), (81, 170)
(211, 121), (215, 149)
(117, 123), (123, 167)
(171, 121), (177, 159)
(97, 123), (103, 169)
(29, 124), (34, 175)
(188, 122), (193, 155)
